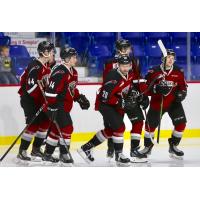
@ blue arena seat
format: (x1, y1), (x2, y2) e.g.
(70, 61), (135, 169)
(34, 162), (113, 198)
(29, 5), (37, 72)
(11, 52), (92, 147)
(146, 44), (163, 66)
(121, 32), (145, 45)
(10, 45), (30, 58)
(191, 64), (200, 80)
(145, 32), (171, 46)
(0, 36), (11, 46)
(92, 32), (116, 52)
(0, 32), (4, 37)
(88, 45), (112, 76)
(133, 45), (145, 57)
(12, 57), (32, 77)
(171, 32), (187, 45)
(89, 45), (112, 58)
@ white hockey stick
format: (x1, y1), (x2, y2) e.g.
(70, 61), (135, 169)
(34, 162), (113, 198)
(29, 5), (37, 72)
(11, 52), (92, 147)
(158, 39), (167, 58)
(157, 39), (167, 143)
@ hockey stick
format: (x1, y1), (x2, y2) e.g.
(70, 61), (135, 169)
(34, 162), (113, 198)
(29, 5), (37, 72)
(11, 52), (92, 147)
(0, 103), (45, 162)
(156, 40), (167, 143)
(144, 109), (157, 145)
(37, 80), (74, 163)
(157, 96), (164, 144)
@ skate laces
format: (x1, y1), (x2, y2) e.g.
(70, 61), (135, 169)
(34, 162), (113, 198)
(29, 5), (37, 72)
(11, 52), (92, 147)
(22, 150), (28, 157)
(140, 147), (149, 154)
(85, 148), (94, 159)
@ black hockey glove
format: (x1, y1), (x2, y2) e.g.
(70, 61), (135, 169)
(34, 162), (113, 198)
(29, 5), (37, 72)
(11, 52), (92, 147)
(138, 95), (149, 110)
(118, 96), (137, 111)
(153, 80), (173, 96)
(76, 94), (90, 110)
(175, 90), (187, 102)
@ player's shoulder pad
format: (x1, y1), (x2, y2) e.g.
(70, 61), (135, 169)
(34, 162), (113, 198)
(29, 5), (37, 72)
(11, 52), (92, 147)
(173, 65), (184, 73)
(51, 64), (67, 77)
(104, 69), (121, 84)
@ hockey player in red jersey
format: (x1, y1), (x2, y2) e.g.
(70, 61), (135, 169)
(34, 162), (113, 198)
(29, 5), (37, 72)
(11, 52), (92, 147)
(17, 41), (55, 161)
(140, 49), (187, 159)
(42, 47), (90, 164)
(78, 55), (147, 166)
(104, 39), (149, 162)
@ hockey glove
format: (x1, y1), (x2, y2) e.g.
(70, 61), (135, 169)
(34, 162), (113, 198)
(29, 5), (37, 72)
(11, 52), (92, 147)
(76, 94), (90, 110)
(175, 90), (187, 102)
(118, 96), (137, 111)
(153, 80), (173, 96)
(138, 95), (149, 110)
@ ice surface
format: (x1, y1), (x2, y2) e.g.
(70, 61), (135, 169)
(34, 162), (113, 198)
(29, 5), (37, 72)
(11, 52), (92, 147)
(1, 138), (200, 167)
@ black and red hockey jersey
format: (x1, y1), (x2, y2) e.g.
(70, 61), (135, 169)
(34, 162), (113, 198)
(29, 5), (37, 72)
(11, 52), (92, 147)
(95, 68), (148, 111)
(18, 58), (51, 105)
(45, 63), (80, 112)
(146, 65), (188, 111)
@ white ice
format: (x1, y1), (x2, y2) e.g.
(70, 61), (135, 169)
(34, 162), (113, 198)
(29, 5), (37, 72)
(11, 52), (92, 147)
(1, 138), (200, 167)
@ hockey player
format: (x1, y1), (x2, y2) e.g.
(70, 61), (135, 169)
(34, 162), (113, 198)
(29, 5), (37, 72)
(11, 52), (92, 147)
(78, 55), (147, 166)
(140, 49), (187, 159)
(42, 47), (90, 164)
(17, 41), (55, 161)
(104, 39), (149, 162)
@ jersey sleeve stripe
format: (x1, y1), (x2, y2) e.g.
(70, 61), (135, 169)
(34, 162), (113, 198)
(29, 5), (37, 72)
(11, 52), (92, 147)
(132, 79), (146, 83)
(27, 84), (38, 94)
(45, 92), (58, 97)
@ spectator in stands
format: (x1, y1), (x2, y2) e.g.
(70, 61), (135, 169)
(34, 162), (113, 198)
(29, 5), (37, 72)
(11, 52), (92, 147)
(0, 46), (18, 84)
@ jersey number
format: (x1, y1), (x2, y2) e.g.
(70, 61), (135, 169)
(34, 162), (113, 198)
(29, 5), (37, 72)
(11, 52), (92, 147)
(102, 90), (108, 99)
(49, 81), (55, 89)
(28, 78), (34, 85)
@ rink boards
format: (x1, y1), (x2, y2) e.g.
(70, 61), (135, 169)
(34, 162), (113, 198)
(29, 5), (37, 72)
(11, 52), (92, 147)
(0, 83), (200, 145)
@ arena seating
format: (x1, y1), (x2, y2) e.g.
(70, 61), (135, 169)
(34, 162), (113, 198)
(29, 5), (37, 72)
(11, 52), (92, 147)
(1, 32), (200, 80)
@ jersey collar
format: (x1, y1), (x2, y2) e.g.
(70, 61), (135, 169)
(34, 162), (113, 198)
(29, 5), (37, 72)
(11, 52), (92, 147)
(160, 64), (174, 76)
(117, 68), (128, 80)
(62, 62), (74, 76)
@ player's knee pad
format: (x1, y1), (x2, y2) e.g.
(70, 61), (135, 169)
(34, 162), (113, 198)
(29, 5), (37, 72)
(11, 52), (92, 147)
(131, 121), (144, 134)
(174, 123), (186, 132)
(61, 125), (74, 139)
(145, 123), (156, 133)
(26, 124), (40, 134)
(96, 130), (107, 143)
(38, 119), (50, 132)
(103, 128), (113, 138)
(46, 135), (59, 147)
(112, 124), (125, 137)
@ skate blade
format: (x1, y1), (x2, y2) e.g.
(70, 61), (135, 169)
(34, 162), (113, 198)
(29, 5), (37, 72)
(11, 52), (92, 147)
(77, 149), (92, 164)
(169, 153), (184, 160)
(31, 156), (43, 162)
(130, 157), (148, 163)
(42, 160), (60, 166)
(60, 162), (73, 167)
(14, 157), (31, 166)
(116, 162), (131, 167)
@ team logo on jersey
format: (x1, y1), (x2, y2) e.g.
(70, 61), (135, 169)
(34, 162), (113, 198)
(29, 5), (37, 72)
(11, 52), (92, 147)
(121, 85), (131, 97)
(68, 81), (77, 97)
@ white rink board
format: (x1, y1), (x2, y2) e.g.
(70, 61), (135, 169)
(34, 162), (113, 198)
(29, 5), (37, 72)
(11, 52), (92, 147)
(0, 83), (200, 136)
